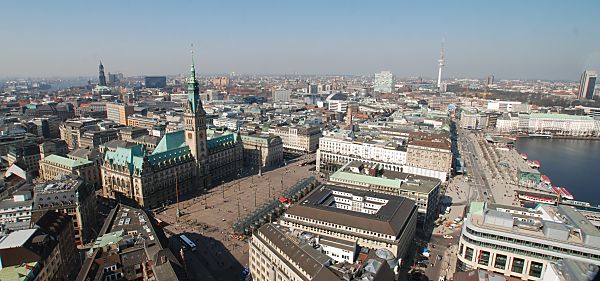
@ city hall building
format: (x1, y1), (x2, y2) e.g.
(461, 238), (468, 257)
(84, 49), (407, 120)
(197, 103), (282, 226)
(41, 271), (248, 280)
(101, 61), (243, 208)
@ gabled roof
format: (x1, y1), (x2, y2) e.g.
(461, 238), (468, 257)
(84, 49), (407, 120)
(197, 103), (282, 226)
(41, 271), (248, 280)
(207, 133), (237, 151)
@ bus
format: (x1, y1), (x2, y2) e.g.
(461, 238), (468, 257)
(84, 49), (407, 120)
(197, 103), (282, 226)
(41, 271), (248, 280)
(179, 234), (197, 252)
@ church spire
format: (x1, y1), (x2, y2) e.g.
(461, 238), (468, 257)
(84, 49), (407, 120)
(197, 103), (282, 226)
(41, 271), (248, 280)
(186, 49), (204, 115)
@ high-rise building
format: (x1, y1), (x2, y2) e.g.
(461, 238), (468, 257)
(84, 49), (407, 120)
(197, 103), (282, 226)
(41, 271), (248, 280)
(578, 70), (597, 100)
(273, 89), (292, 102)
(487, 75), (495, 86)
(98, 61), (107, 86)
(374, 71), (394, 93)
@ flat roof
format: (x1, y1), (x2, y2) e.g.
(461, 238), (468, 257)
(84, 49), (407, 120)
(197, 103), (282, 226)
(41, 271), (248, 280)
(0, 229), (37, 249)
(285, 185), (416, 236)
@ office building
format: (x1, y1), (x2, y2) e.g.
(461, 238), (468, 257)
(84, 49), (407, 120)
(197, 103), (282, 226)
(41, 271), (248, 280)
(279, 185), (417, 260)
(249, 223), (397, 281)
(240, 133), (284, 169)
(406, 132), (453, 179)
(268, 126), (321, 153)
(374, 71), (394, 93)
(59, 118), (102, 149)
(39, 154), (101, 189)
(32, 179), (96, 247)
(144, 76), (167, 88)
(328, 161), (441, 225)
(6, 142), (41, 177)
(457, 202), (600, 280)
(76, 204), (183, 281)
(106, 103), (135, 125)
(487, 75), (495, 86)
(487, 101), (529, 113)
(578, 70), (597, 100)
(78, 129), (119, 148)
(273, 89), (292, 102)
(460, 108), (488, 130)
(0, 185), (33, 226)
(34, 211), (79, 280)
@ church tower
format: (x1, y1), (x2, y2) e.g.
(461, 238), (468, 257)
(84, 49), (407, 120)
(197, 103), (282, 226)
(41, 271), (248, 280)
(98, 61), (107, 86)
(184, 60), (208, 167)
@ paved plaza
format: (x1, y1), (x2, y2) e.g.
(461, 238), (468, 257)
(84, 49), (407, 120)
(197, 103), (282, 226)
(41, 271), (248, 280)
(155, 154), (317, 279)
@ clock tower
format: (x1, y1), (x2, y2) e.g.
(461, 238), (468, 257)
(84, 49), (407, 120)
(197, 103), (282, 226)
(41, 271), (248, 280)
(184, 60), (208, 182)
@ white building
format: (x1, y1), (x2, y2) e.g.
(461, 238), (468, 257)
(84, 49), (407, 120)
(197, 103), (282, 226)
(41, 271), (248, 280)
(374, 71), (394, 93)
(212, 117), (243, 130)
(495, 113), (520, 132)
(0, 187), (32, 225)
(273, 89), (292, 102)
(521, 113), (597, 136)
(487, 101), (529, 113)
(458, 202), (600, 280)
(328, 100), (348, 113)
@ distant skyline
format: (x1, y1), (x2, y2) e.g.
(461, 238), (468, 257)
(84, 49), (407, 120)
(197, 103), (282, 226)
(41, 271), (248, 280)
(1, 1), (599, 80)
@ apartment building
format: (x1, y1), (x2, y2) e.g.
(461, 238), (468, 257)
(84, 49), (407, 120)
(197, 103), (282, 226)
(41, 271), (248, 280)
(240, 133), (284, 168)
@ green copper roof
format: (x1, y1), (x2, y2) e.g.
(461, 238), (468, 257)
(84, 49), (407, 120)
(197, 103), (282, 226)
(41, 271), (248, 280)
(153, 130), (186, 154)
(187, 63), (203, 114)
(0, 262), (38, 281)
(207, 133), (236, 151)
(43, 154), (92, 168)
(468, 202), (485, 216)
(93, 229), (124, 249)
(104, 145), (146, 175)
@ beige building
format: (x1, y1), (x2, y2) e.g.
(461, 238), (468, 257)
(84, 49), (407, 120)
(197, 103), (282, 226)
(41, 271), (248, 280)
(59, 118), (101, 149)
(39, 154), (101, 189)
(240, 133), (283, 169)
(250, 223), (396, 281)
(406, 133), (452, 177)
(106, 103), (135, 125)
(268, 126), (321, 153)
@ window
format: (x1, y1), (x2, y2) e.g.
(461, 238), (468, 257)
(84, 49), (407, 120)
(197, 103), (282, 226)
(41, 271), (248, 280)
(495, 254), (507, 270)
(511, 258), (525, 274)
(529, 261), (543, 278)
(476, 251), (491, 266)
(465, 247), (474, 261)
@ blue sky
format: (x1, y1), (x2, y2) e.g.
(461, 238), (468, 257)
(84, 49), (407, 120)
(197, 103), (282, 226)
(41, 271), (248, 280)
(1, 0), (599, 80)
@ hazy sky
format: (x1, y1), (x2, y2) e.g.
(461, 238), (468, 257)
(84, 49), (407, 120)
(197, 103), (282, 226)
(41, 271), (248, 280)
(1, 1), (599, 80)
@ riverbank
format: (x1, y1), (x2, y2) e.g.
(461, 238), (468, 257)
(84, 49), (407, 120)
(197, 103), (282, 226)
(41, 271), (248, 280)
(515, 138), (600, 206)
(516, 134), (600, 141)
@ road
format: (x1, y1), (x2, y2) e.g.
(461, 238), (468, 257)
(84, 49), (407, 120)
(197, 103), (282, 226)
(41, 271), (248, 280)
(458, 129), (495, 204)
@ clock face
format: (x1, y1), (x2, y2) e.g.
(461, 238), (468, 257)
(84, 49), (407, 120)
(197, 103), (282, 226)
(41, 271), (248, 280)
(188, 132), (193, 139)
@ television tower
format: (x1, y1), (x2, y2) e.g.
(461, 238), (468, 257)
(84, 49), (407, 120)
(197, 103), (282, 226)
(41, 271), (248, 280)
(437, 40), (445, 90)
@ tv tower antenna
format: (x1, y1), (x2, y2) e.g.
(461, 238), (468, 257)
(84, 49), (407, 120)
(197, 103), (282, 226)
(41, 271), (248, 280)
(437, 39), (445, 90)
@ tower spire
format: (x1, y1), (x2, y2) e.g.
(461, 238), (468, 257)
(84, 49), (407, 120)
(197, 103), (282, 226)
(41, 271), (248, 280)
(190, 44), (196, 79)
(437, 38), (445, 91)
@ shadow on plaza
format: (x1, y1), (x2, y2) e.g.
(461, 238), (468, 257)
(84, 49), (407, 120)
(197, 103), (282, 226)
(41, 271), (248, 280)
(179, 232), (244, 281)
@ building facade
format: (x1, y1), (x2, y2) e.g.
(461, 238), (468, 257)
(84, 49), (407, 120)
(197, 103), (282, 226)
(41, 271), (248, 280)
(457, 202), (600, 280)
(578, 70), (597, 100)
(101, 61), (243, 208)
(240, 133), (283, 169)
(268, 126), (321, 153)
(279, 185), (417, 260)
(31, 179), (97, 247)
(106, 103), (135, 125)
(39, 154), (101, 189)
(374, 71), (394, 93)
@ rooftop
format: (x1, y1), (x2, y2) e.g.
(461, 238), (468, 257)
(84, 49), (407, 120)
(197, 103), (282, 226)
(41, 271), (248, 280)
(286, 185), (416, 236)
(42, 154), (92, 168)
(0, 229), (37, 249)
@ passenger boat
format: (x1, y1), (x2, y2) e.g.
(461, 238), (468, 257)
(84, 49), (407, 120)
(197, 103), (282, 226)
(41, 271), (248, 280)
(541, 175), (551, 184)
(520, 153), (528, 160)
(528, 160), (540, 169)
(517, 193), (556, 205)
(558, 187), (574, 200)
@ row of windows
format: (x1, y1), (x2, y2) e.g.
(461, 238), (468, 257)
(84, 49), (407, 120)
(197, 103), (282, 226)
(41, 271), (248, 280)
(465, 226), (600, 261)
(461, 243), (544, 278)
